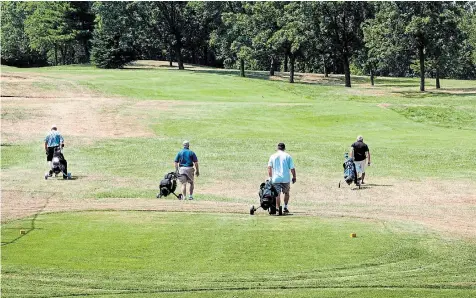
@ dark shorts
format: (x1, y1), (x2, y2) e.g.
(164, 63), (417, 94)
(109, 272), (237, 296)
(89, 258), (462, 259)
(46, 146), (59, 162)
(273, 182), (290, 194)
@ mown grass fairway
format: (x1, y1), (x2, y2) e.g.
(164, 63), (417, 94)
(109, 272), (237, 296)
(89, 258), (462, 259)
(1, 62), (476, 297)
(2, 212), (476, 297)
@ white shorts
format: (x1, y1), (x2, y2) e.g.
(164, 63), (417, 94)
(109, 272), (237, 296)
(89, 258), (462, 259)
(178, 167), (194, 183)
(354, 160), (366, 174)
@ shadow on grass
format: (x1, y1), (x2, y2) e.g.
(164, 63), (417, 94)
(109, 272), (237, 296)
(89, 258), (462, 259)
(188, 68), (366, 88)
(393, 90), (476, 98)
(44, 174), (83, 181)
(364, 183), (394, 187)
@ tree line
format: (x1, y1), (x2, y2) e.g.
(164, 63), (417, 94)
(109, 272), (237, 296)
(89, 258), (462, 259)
(2, 1), (476, 90)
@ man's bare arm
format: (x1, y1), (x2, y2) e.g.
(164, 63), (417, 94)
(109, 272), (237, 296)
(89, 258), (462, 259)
(194, 162), (199, 176)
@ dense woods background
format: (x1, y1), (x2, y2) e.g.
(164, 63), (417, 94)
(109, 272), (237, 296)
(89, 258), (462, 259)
(2, 1), (476, 90)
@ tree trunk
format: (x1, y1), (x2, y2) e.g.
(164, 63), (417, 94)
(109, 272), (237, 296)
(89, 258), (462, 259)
(269, 56), (275, 76)
(289, 54), (295, 83)
(240, 58), (245, 77)
(174, 37), (184, 70)
(60, 45), (66, 65)
(203, 46), (208, 65)
(323, 55), (328, 77)
(83, 39), (89, 63)
(284, 54), (288, 72)
(419, 44), (425, 92)
(370, 68), (375, 86)
(177, 48), (184, 70)
(71, 47), (75, 64)
(435, 67), (440, 89)
(343, 53), (351, 87)
(54, 44), (58, 66)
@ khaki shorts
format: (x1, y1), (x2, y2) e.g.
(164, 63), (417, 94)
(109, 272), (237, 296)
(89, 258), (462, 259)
(178, 167), (194, 183)
(273, 182), (290, 194)
(354, 160), (366, 174)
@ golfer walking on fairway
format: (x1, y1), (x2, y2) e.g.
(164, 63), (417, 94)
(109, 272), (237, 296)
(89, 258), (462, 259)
(350, 135), (371, 184)
(44, 124), (65, 177)
(268, 143), (296, 214)
(174, 140), (199, 200)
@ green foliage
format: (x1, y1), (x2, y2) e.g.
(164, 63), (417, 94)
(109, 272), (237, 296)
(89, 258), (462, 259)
(319, 1), (371, 87)
(363, 2), (412, 77)
(270, 2), (310, 56)
(0, 2), (48, 66)
(90, 2), (138, 68)
(2, 2), (476, 79)
(1, 1), (93, 66)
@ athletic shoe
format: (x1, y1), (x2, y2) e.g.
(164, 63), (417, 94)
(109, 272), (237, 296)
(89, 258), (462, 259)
(361, 181), (365, 184)
(189, 196), (194, 200)
(283, 208), (290, 214)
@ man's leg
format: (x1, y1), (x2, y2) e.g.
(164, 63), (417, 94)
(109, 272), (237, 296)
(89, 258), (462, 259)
(181, 182), (187, 199)
(47, 148), (53, 176)
(361, 172), (366, 184)
(274, 184), (281, 212)
(276, 193), (281, 212)
(189, 181), (194, 199)
(283, 192), (290, 212)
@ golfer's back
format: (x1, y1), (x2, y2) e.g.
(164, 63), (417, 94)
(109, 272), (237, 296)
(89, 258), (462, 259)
(268, 151), (294, 183)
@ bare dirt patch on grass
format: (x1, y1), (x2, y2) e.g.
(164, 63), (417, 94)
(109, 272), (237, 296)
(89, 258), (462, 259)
(3, 178), (475, 239)
(1, 72), (154, 143)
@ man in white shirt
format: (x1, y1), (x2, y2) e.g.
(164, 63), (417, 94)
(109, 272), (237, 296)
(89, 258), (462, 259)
(268, 143), (296, 215)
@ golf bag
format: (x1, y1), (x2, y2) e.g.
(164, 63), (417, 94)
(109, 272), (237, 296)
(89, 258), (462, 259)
(157, 172), (182, 199)
(341, 153), (360, 188)
(45, 147), (70, 179)
(250, 180), (280, 215)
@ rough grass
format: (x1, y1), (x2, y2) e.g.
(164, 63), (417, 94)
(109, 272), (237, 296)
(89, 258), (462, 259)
(391, 105), (476, 130)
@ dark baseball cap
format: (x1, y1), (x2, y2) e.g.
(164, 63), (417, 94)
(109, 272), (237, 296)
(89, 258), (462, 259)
(277, 143), (285, 150)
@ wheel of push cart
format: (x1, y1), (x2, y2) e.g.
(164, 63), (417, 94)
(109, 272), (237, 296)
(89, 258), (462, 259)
(338, 181), (341, 188)
(67, 173), (72, 179)
(178, 194), (183, 200)
(268, 206), (276, 215)
(156, 193), (161, 199)
(250, 205), (255, 215)
(44, 173), (48, 180)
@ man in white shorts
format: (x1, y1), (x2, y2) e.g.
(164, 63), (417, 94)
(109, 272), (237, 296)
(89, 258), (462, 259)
(268, 142), (296, 215)
(350, 135), (371, 184)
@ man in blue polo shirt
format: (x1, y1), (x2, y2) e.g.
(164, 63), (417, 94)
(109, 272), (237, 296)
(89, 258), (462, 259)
(174, 140), (199, 200)
(268, 142), (296, 214)
(44, 124), (65, 177)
